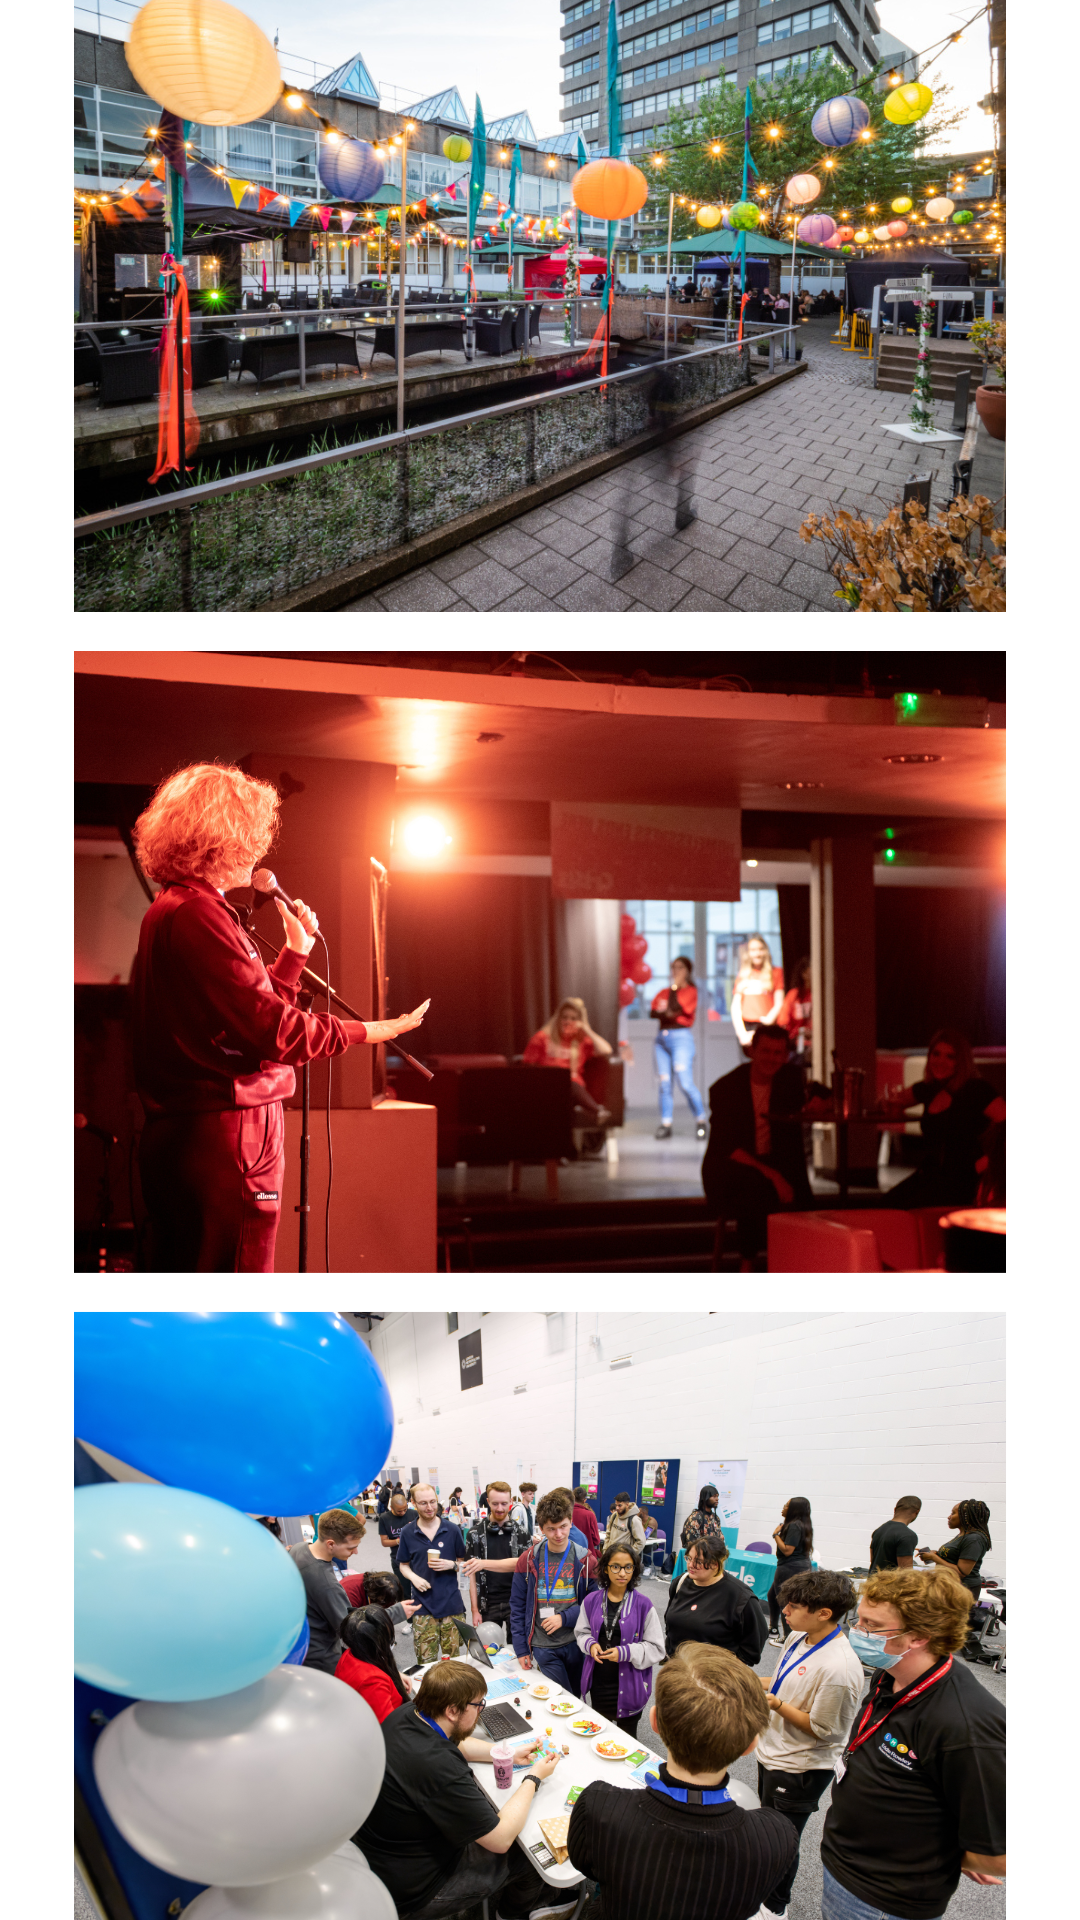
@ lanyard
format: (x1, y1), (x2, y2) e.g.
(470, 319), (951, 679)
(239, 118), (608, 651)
(845, 1658), (953, 1757)
(770, 1626), (843, 1695)
(647, 1776), (732, 1807)
(416, 1712), (447, 1740)
(542, 1541), (573, 1601)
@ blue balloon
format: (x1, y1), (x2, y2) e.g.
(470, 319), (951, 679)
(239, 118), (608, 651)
(282, 1617), (310, 1666)
(75, 1483), (306, 1700)
(317, 138), (385, 201)
(811, 94), (870, 148)
(74, 1314), (394, 1513)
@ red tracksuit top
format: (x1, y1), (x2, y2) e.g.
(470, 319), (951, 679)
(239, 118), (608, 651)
(131, 877), (367, 1116)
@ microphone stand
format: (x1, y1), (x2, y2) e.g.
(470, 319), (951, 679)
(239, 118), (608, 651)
(244, 921), (433, 1274)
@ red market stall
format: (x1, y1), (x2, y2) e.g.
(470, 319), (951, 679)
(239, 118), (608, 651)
(524, 250), (609, 291)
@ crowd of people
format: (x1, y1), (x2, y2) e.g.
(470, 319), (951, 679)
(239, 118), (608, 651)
(270, 1476), (1003, 1920)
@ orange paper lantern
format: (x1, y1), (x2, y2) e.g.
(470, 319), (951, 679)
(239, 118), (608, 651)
(571, 158), (649, 221)
(127, 0), (281, 125)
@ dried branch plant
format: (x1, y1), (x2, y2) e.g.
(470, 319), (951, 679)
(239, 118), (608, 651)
(799, 493), (1005, 612)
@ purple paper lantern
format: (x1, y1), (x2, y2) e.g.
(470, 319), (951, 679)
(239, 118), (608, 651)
(810, 94), (870, 148)
(317, 137), (385, 201)
(797, 213), (837, 244)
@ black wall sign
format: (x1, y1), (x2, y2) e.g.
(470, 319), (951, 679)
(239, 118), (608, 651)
(459, 1329), (483, 1390)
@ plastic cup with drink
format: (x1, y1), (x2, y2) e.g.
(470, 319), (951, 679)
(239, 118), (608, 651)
(491, 1741), (515, 1791)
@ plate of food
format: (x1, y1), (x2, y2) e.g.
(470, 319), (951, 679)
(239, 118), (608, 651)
(593, 1735), (632, 1762)
(529, 1682), (552, 1699)
(569, 1716), (603, 1738)
(549, 1699), (576, 1715)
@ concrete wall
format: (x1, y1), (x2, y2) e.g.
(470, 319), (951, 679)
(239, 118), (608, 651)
(369, 1309), (1005, 1577)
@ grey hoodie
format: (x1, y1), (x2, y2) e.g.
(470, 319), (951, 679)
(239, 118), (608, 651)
(603, 1501), (646, 1555)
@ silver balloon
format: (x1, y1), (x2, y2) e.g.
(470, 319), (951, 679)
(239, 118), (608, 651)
(94, 1666), (385, 1886)
(180, 1843), (397, 1918)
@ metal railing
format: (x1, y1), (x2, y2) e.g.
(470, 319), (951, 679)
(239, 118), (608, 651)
(73, 328), (792, 612)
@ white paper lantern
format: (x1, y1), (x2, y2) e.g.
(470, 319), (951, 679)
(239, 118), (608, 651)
(127, 0), (282, 126)
(786, 173), (821, 206)
(873, 224), (892, 240)
(925, 197), (955, 222)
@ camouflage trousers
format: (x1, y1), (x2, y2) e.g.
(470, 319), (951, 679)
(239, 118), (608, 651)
(412, 1610), (467, 1665)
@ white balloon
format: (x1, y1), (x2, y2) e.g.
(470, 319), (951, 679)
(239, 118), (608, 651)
(94, 1666), (385, 1886)
(180, 1843), (398, 1918)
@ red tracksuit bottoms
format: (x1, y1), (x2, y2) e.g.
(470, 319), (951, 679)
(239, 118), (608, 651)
(140, 1102), (285, 1272)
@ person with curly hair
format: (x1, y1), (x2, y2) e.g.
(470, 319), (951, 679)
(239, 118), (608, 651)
(522, 997), (612, 1126)
(130, 762), (429, 1272)
(822, 1569), (1005, 1920)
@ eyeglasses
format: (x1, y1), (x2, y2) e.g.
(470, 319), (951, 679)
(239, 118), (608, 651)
(468, 1699), (486, 1710)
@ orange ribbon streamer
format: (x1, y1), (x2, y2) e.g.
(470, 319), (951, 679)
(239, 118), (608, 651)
(148, 258), (199, 484)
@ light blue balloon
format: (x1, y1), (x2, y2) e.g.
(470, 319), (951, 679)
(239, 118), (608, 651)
(75, 1483), (306, 1700)
(74, 1314), (394, 1513)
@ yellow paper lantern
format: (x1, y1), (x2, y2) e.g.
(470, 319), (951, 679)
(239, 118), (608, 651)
(891, 196), (913, 213)
(443, 135), (472, 163)
(883, 82), (933, 126)
(696, 204), (722, 229)
(853, 227), (871, 243)
(127, 0), (281, 125)
(572, 157), (649, 221)
(925, 197), (955, 222)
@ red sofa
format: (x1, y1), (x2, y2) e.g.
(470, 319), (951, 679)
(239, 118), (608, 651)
(768, 1207), (946, 1272)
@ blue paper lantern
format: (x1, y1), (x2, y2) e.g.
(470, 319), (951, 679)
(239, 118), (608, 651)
(318, 137), (385, 201)
(811, 94), (870, 148)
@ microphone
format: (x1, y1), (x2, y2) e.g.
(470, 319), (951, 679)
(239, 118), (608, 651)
(252, 867), (300, 914)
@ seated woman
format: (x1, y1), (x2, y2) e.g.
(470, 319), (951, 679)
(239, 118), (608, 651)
(523, 997), (612, 1126)
(664, 1535), (768, 1667)
(890, 1028), (1005, 1210)
(575, 1543), (665, 1737)
(335, 1605), (413, 1723)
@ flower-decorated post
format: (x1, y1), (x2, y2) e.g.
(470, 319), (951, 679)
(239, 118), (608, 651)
(909, 268), (935, 432)
(563, 208), (579, 344)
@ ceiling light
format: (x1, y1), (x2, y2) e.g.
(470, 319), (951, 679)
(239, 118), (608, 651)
(779, 780), (824, 790)
(746, 858), (759, 868)
(402, 815), (452, 856)
(883, 753), (942, 765)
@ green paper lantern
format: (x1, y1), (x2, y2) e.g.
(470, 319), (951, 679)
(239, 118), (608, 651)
(952, 209), (974, 225)
(729, 201), (760, 231)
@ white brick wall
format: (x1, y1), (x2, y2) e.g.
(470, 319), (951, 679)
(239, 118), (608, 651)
(366, 1311), (1005, 1578)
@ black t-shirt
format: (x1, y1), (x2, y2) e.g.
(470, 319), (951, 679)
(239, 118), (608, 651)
(773, 1521), (811, 1587)
(821, 1657), (1005, 1920)
(665, 1572), (768, 1667)
(567, 1760), (796, 1920)
(471, 1518), (518, 1604)
(912, 1077), (997, 1183)
(870, 1519), (919, 1573)
(590, 1597), (624, 1713)
(938, 1531), (990, 1600)
(379, 1511), (410, 1551)
(355, 1701), (499, 1913)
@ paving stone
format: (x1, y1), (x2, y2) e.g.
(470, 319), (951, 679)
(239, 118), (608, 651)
(673, 549), (747, 599)
(339, 593), (387, 611)
(754, 480), (816, 510)
(554, 575), (635, 612)
(427, 546), (491, 583)
(716, 485), (766, 516)
(781, 559), (848, 608)
(672, 587), (733, 611)
(474, 525), (544, 567)
(718, 508), (782, 547)
(721, 538), (794, 586)
(513, 549), (586, 596)
(450, 557), (526, 610)
(531, 516), (602, 558)
(494, 586), (563, 610)
(771, 527), (831, 571)
(610, 560), (691, 610)
(376, 570), (467, 613)
(547, 494), (608, 526)
(572, 538), (640, 583)
(671, 521), (740, 561)
(512, 505), (562, 535)
(728, 575), (810, 612)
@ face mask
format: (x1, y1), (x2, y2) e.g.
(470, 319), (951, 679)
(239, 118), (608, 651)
(849, 1626), (906, 1669)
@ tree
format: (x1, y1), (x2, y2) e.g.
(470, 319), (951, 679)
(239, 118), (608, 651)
(634, 55), (964, 248)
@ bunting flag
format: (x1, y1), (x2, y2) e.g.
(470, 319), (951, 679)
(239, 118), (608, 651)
(257, 187), (276, 211)
(340, 211), (355, 233)
(317, 205), (332, 231)
(227, 178), (250, 209)
(416, 198), (427, 217)
(288, 200), (306, 226)
(375, 209), (389, 229)
(158, 109), (188, 178)
(445, 181), (458, 201)
(148, 256), (199, 484)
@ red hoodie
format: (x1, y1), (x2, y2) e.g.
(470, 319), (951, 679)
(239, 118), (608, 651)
(131, 878), (367, 1115)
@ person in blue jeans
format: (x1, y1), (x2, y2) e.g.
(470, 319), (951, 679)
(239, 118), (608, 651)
(510, 1488), (596, 1695)
(650, 956), (707, 1141)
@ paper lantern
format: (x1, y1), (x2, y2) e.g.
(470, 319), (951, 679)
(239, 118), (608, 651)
(318, 138), (384, 201)
(696, 204), (722, 229)
(925, 197), (955, 222)
(810, 94), (870, 148)
(891, 196), (913, 214)
(127, 0), (282, 125)
(887, 219), (908, 238)
(840, 244), (854, 253)
(872, 224), (891, 240)
(835, 225), (854, 242)
(853, 228), (871, 243)
(786, 173), (821, 206)
(729, 201), (760, 231)
(884, 82), (933, 126)
(952, 209), (974, 225)
(798, 213), (836, 244)
(572, 158), (649, 220)
(442, 135), (471, 163)
(823, 233), (843, 249)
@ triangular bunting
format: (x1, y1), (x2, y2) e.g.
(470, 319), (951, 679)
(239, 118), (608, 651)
(340, 211), (355, 233)
(416, 198), (427, 217)
(288, 200), (306, 226)
(226, 178), (250, 209)
(317, 205), (332, 230)
(257, 187), (275, 211)
(375, 209), (388, 228)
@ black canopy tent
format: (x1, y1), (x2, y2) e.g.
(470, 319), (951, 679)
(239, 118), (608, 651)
(844, 249), (970, 325)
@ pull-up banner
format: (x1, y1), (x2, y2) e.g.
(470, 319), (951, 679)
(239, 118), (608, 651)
(459, 1329), (483, 1390)
(551, 803), (741, 900)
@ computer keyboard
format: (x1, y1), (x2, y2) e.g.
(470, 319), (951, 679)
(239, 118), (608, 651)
(479, 1701), (535, 1743)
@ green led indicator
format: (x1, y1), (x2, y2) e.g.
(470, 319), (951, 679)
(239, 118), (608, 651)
(902, 693), (919, 710)
(884, 827), (895, 840)
(883, 848), (896, 863)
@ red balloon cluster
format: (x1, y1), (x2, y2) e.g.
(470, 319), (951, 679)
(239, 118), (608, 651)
(620, 913), (652, 1005)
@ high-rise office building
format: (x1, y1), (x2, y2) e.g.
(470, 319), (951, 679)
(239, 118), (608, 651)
(560, 0), (883, 157)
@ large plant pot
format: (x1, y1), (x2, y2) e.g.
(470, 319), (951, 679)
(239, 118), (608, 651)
(975, 384), (1005, 441)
